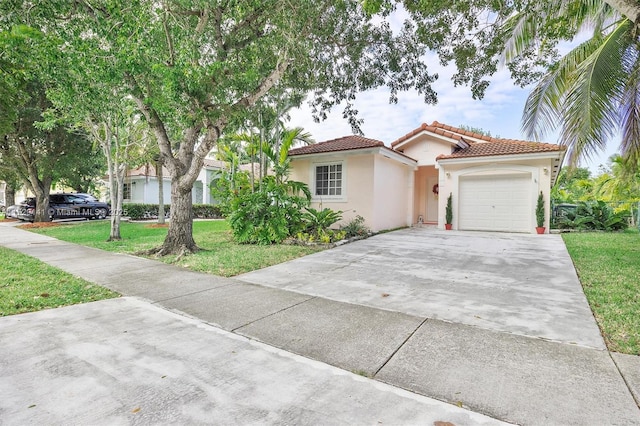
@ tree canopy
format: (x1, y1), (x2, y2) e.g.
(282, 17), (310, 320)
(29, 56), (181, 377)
(367, 0), (640, 165)
(1, 0), (438, 254)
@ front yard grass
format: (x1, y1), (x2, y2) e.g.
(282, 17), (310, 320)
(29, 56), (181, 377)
(29, 220), (323, 277)
(0, 246), (118, 316)
(562, 229), (640, 355)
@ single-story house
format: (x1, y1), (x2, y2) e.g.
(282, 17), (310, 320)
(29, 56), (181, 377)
(288, 121), (566, 234)
(118, 158), (248, 205)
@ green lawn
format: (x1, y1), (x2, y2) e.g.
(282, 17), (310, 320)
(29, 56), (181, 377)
(29, 220), (323, 277)
(562, 229), (640, 355)
(0, 246), (118, 316)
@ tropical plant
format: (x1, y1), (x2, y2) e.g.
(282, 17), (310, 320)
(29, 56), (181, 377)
(445, 193), (453, 225)
(340, 215), (370, 238)
(504, 0), (640, 165)
(229, 176), (311, 244)
(536, 191), (545, 228)
(210, 169), (252, 217)
(302, 208), (343, 233)
(595, 155), (640, 202)
(552, 167), (595, 203)
(263, 127), (314, 185)
(558, 200), (628, 231)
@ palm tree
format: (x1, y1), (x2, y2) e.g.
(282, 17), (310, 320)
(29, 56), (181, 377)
(263, 127), (314, 184)
(504, 0), (640, 164)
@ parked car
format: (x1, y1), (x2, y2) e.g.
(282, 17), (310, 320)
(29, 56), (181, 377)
(17, 193), (110, 222)
(6, 198), (34, 219)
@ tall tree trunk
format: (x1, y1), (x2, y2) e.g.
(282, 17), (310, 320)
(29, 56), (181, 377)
(100, 122), (123, 241)
(151, 181), (197, 256)
(109, 164), (125, 241)
(157, 158), (165, 225)
(5, 184), (16, 207)
(31, 177), (51, 222)
(604, 0), (640, 23)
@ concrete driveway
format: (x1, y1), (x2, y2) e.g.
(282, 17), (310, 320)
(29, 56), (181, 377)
(238, 228), (605, 349)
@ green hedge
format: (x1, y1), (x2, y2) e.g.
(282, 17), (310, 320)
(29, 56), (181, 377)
(123, 203), (223, 220)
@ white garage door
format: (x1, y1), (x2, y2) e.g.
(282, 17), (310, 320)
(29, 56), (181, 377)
(458, 174), (532, 232)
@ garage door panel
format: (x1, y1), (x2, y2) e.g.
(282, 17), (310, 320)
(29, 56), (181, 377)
(459, 174), (532, 233)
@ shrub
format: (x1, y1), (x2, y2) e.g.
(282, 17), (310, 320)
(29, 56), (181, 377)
(340, 215), (370, 238)
(536, 191), (545, 228)
(558, 200), (628, 231)
(123, 203), (222, 220)
(302, 207), (342, 233)
(229, 176), (311, 244)
(123, 204), (170, 220)
(445, 193), (453, 224)
(210, 170), (252, 216)
(193, 204), (223, 219)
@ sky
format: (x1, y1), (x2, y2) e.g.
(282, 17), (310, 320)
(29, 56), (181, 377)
(288, 16), (620, 175)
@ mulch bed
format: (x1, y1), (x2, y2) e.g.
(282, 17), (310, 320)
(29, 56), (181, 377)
(144, 223), (169, 229)
(18, 222), (62, 229)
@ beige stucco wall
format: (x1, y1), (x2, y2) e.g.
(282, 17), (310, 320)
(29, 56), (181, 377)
(290, 154), (375, 230)
(290, 152), (414, 232)
(371, 155), (414, 231)
(397, 134), (454, 166)
(437, 156), (559, 233)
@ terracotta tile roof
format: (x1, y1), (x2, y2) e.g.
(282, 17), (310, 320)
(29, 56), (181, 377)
(126, 164), (170, 177)
(437, 141), (565, 160)
(392, 121), (565, 159)
(288, 135), (385, 156)
(203, 158), (228, 168)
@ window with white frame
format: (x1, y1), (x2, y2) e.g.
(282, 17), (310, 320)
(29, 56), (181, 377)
(123, 183), (132, 200)
(314, 163), (343, 196)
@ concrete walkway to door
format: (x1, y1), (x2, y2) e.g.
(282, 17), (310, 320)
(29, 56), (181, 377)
(238, 228), (605, 349)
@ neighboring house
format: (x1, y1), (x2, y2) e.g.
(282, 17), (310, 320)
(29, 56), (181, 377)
(288, 121), (566, 234)
(120, 159), (255, 205)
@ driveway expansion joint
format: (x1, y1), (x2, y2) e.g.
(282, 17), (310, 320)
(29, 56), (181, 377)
(372, 316), (429, 378)
(231, 295), (317, 333)
(151, 280), (238, 303)
(610, 351), (640, 409)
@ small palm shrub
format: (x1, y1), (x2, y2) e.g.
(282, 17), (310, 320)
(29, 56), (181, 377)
(295, 207), (345, 244)
(340, 215), (370, 238)
(302, 207), (342, 232)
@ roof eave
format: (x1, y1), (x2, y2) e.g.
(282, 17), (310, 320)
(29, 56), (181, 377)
(437, 150), (565, 163)
(393, 130), (462, 151)
(290, 146), (417, 166)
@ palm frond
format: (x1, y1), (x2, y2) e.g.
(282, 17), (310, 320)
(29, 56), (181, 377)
(618, 40), (640, 164)
(522, 35), (603, 139)
(561, 19), (632, 163)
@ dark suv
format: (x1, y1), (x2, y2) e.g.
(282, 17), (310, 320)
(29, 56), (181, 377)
(18, 193), (110, 222)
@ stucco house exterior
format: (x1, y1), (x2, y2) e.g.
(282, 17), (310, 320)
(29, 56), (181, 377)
(121, 158), (244, 205)
(288, 121), (566, 234)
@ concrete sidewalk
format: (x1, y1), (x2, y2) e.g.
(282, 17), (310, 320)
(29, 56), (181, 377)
(1, 223), (639, 425)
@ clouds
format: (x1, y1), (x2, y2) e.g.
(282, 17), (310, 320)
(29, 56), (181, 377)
(289, 53), (530, 144)
(287, 11), (617, 173)
(288, 51), (615, 173)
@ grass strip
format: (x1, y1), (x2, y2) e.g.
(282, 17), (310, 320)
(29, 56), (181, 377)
(28, 220), (323, 277)
(0, 246), (118, 316)
(563, 229), (640, 355)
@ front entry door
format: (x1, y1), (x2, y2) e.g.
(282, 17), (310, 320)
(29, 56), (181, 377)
(426, 176), (439, 223)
